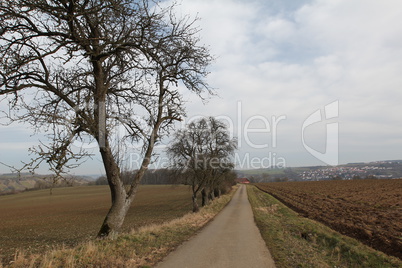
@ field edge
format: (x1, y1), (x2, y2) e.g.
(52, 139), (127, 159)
(247, 185), (402, 268)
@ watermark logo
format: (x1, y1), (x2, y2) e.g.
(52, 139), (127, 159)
(301, 101), (339, 166)
(70, 100), (339, 170)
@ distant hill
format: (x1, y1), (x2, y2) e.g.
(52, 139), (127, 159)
(0, 173), (90, 194)
(236, 160), (402, 182)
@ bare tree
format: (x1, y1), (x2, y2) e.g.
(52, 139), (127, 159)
(0, 0), (213, 237)
(167, 117), (236, 212)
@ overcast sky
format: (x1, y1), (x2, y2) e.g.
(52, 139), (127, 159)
(1, 0), (402, 175)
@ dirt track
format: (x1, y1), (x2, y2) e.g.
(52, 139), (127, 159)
(156, 185), (275, 268)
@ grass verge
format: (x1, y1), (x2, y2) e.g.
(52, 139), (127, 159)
(247, 185), (402, 268)
(3, 187), (237, 268)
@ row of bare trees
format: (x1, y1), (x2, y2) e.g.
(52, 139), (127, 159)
(168, 117), (237, 212)
(0, 0), (213, 237)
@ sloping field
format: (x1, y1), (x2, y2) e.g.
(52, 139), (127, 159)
(255, 179), (402, 259)
(0, 185), (192, 262)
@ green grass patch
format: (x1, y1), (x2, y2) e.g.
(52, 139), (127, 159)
(247, 185), (402, 268)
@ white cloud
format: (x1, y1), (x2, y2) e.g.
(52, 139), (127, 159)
(174, 0), (402, 166)
(1, 0), (402, 173)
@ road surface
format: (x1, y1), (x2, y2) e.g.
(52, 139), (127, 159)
(156, 185), (276, 268)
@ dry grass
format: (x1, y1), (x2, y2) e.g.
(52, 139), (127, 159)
(4, 186), (237, 268)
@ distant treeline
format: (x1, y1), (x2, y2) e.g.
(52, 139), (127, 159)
(93, 169), (177, 186)
(93, 169), (236, 195)
(33, 178), (83, 190)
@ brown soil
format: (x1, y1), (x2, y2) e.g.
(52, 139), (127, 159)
(255, 179), (402, 259)
(0, 185), (193, 264)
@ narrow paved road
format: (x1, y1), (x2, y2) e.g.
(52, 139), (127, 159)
(156, 185), (276, 268)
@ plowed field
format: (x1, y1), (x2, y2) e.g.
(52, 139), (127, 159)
(255, 179), (402, 259)
(0, 185), (193, 263)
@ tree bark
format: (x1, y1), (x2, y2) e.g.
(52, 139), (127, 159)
(97, 107), (157, 237)
(201, 188), (207, 207)
(96, 140), (131, 238)
(192, 193), (200, 213)
(202, 188), (212, 207)
(209, 189), (215, 201)
(214, 188), (221, 198)
(97, 183), (132, 238)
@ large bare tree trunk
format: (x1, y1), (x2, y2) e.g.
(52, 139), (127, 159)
(97, 142), (131, 237)
(96, 116), (155, 237)
(97, 183), (132, 238)
(96, 141), (153, 237)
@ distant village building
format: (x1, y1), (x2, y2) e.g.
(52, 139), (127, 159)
(235, 178), (250, 184)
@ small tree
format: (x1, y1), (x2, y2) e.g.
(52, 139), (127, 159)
(0, 0), (213, 237)
(167, 117), (236, 212)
